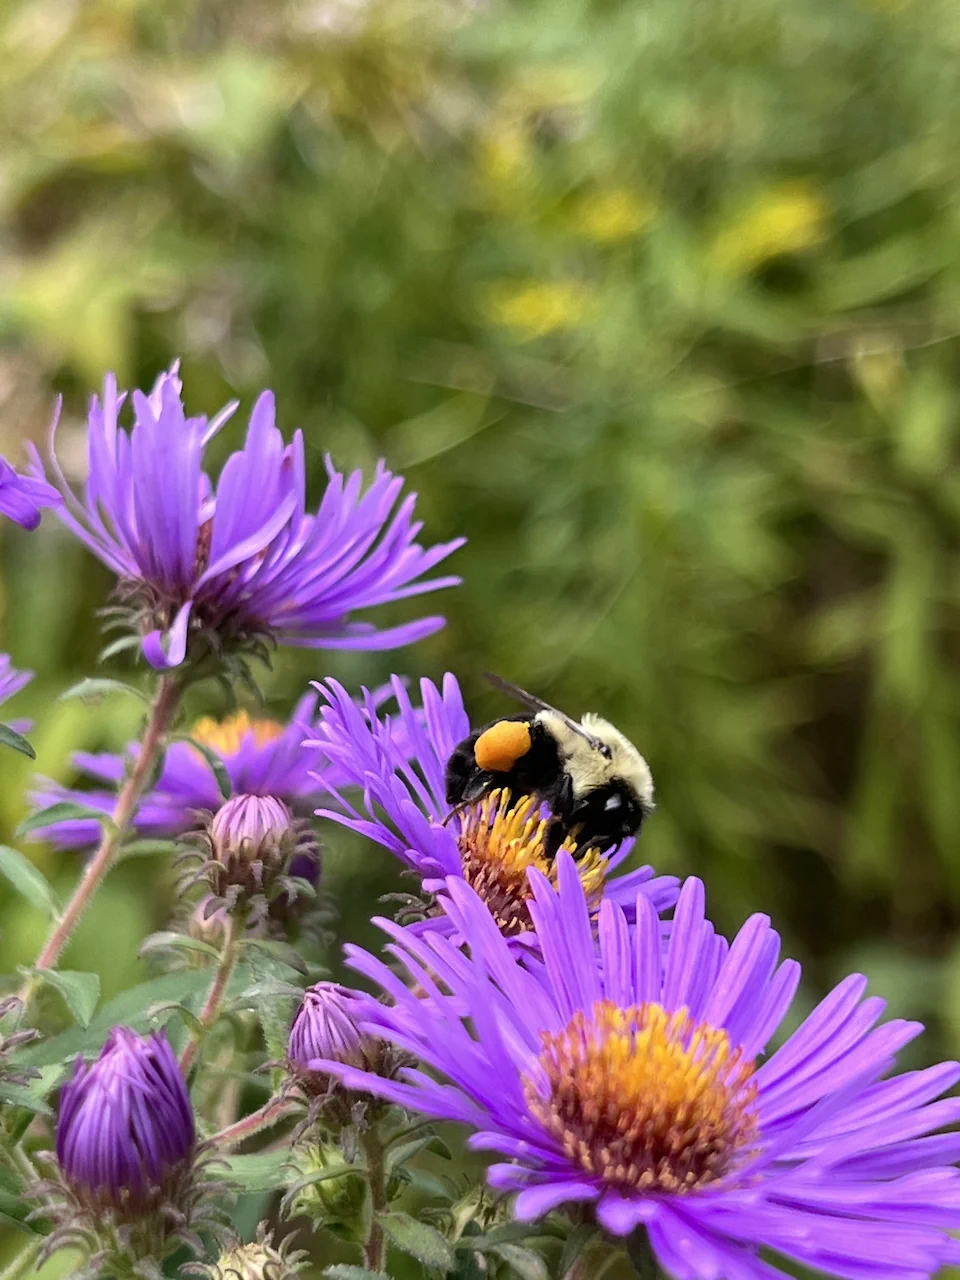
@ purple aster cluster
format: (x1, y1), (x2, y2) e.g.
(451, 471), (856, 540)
(311, 674), (678, 938)
(0, 456), (59, 531)
(315, 859), (960, 1280)
(31, 365), (463, 669)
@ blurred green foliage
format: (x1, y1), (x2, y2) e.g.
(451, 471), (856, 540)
(4, 0), (960, 1271)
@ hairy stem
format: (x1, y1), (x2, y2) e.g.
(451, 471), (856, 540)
(209, 1096), (299, 1148)
(361, 1128), (388, 1272)
(18, 676), (180, 1009)
(179, 912), (240, 1076)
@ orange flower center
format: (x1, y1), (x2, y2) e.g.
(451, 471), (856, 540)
(525, 1000), (758, 1194)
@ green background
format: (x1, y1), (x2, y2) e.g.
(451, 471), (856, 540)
(2, 0), (960, 1272)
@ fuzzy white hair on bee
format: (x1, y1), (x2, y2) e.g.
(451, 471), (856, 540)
(536, 710), (654, 807)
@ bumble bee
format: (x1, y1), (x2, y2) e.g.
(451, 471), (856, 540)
(444, 675), (654, 857)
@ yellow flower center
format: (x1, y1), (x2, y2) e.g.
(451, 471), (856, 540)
(457, 790), (606, 937)
(191, 710), (284, 758)
(525, 1001), (758, 1194)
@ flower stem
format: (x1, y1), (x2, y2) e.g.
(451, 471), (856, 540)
(18, 675), (180, 1009)
(179, 911), (240, 1076)
(361, 1128), (388, 1272)
(209, 1096), (298, 1148)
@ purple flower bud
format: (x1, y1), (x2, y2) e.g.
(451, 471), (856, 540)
(56, 1027), (194, 1213)
(288, 983), (374, 1076)
(211, 793), (294, 855)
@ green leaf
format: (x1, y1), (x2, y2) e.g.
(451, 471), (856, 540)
(173, 734), (231, 799)
(139, 930), (220, 961)
(458, 1223), (556, 1252)
(59, 677), (148, 705)
(381, 1211), (455, 1272)
(240, 936), (309, 978)
(26, 969), (100, 1028)
(0, 1082), (53, 1117)
(0, 845), (59, 916)
(221, 1149), (294, 1193)
(0, 722), (35, 759)
(17, 802), (116, 840)
(118, 838), (180, 860)
(558, 1225), (599, 1276)
(386, 1133), (452, 1173)
(324, 1269), (390, 1280)
(491, 1244), (550, 1280)
(97, 635), (144, 663)
(20, 965), (252, 1066)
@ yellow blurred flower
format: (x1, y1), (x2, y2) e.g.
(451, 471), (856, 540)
(480, 124), (533, 188)
(709, 181), (827, 275)
(480, 279), (590, 339)
(575, 188), (656, 243)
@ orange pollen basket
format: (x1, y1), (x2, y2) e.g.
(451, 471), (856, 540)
(191, 710), (285, 758)
(456, 789), (606, 937)
(524, 1000), (758, 1194)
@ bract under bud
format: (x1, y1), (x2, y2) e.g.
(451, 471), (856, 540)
(285, 1143), (370, 1243)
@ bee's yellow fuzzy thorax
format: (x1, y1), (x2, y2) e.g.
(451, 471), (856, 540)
(456, 789), (606, 937)
(525, 1000), (758, 1193)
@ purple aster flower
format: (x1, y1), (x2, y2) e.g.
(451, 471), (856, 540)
(311, 674), (678, 939)
(0, 455), (60, 530)
(31, 364), (463, 668)
(56, 1027), (194, 1213)
(318, 860), (960, 1280)
(29, 695), (329, 852)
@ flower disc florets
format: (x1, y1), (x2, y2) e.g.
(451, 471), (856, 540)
(526, 1000), (758, 1194)
(457, 789), (601, 936)
(184, 1223), (307, 1279)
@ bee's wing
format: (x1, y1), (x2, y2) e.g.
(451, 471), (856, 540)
(483, 673), (603, 751)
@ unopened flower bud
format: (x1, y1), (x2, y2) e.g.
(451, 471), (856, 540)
(206, 793), (317, 907)
(288, 982), (376, 1080)
(187, 895), (231, 952)
(285, 1143), (369, 1243)
(56, 1027), (194, 1215)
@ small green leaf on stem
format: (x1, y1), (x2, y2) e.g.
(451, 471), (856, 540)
(381, 1210), (455, 1272)
(59, 677), (148, 706)
(0, 845), (59, 916)
(25, 969), (100, 1028)
(491, 1244), (550, 1280)
(16, 802), (117, 840)
(140, 930), (221, 961)
(324, 1268), (390, 1280)
(172, 734), (231, 799)
(0, 723), (35, 759)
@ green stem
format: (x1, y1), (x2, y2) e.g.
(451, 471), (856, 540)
(179, 911), (240, 1076)
(0, 1239), (41, 1280)
(18, 676), (181, 1011)
(361, 1128), (388, 1272)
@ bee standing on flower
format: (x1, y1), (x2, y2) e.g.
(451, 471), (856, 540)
(445, 674), (655, 856)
